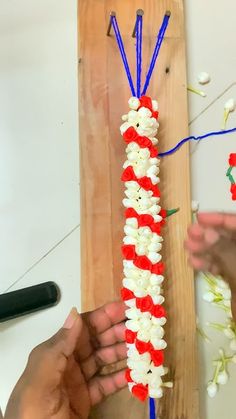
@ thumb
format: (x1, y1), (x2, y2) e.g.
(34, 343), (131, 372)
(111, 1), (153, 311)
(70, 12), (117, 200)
(25, 308), (82, 386)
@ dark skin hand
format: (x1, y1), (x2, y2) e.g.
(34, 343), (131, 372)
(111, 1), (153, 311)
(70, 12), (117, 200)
(4, 301), (127, 419)
(185, 212), (236, 319)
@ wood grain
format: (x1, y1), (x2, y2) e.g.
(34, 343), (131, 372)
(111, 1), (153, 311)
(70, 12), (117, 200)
(78, 1), (199, 418)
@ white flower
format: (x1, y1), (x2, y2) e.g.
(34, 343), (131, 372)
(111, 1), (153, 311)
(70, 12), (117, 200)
(217, 370), (228, 385)
(128, 97), (140, 110)
(151, 338), (167, 350)
(126, 142), (139, 152)
(137, 329), (151, 342)
(124, 225), (138, 237)
(148, 252), (162, 264)
(126, 307), (141, 320)
(126, 319), (140, 332)
(125, 298), (136, 308)
(207, 382), (218, 398)
(120, 122), (132, 135)
(138, 107), (152, 118)
(150, 325), (165, 339)
(130, 370), (149, 385)
(150, 274), (164, 285)
(126, 218), (138, 228)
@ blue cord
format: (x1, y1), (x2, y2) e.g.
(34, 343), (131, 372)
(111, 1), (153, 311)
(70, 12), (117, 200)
(149, 398), (156, 419)
(111, 16), (136, 97)
(159, 127), (236, 157)
(136, 15), (143, 98)
(142, 13), (170, 96)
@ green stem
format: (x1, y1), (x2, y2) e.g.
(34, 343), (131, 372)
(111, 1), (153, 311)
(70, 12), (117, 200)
(213, 362), (222, 383)
(226, 166), (233, 176)
(166, 208), (180, 217)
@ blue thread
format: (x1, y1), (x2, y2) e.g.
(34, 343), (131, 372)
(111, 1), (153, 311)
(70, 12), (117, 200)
(136, 15), (143, 98)
(149, 398), (156, 419)
(159, 127), (236, 157)
(111, 16), (136, 97)
(142, 13), (170, 95)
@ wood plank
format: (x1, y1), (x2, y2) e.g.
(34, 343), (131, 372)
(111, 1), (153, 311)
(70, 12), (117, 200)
(78, 1), (199, 418)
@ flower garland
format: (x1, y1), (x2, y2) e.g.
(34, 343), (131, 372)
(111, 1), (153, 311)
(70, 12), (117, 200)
(226, 153), (236, 200)
(120, 95), (172, 402)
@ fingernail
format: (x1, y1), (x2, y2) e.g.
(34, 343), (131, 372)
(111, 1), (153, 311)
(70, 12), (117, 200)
(63, 307), (78, 329)
(205, 229), (220, 245)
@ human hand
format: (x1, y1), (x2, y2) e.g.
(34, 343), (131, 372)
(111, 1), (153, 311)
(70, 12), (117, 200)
(4, 301), (126, 419)
(185, 212), (236, 317)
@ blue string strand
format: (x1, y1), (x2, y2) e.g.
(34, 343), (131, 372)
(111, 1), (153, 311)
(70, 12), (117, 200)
(142, 13), (170, 96)
(136, 15), (143, 98)
(159, 126), (236, 157)
(111, 16), (136, 97)
(149, 398), (156, 419)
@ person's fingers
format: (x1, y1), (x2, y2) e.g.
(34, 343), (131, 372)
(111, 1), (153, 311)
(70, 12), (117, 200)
(97, 322), (126, 347)
(81, 342), (127, 381)
(188, 254), (211, 271)
(187, 223), (205, 241)
(25, 308), (82, 387)
(184, 237), (207, 254)
(198, 212), (236, 232)
(89, 369), (126, 406)
(82, 301), (126, 336)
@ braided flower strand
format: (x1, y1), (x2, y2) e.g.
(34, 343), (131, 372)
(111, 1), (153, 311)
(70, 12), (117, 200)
(120, 96), (172, 402)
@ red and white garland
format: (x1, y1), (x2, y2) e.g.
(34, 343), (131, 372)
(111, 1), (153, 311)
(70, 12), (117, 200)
(120, 96), (172, 402)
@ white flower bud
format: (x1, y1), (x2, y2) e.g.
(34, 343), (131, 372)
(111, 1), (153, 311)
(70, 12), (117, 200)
(148, 252), (162, 264)
(134, 166), (146, 178)
(224, 98), (235, 112)
(128, 97), (140, 110)
(139, 317), (152, 330)
(217, 370), (228, 385)
(123, 236), (136, 245)
(120, 122), (132, 135)
(148, 242), (162, 252)
(139, 148), (150, 159)
(151, 338), (167, 350)
(127, 151), (139, 162)
(149, 387), (163, 398)
(197, 71), (210, 85)
(125, 298), (136, 308)
(152, 100), (159, 111)
(150, 325), (164, 339)
(150, 274), (164, 285)
(152, 295), (165, 305)
(124, 225), (137, 237)
(203, 292), (215, 302)
(126, 320), (140, 332)
(207, 382), (218, 398)
(134, 289), (147, 298)
(191, 200), (199, 212)
(137, 329), (150, 342)
(122, 114), (128, 121)
(126, 308), (141, 320)
(138, 107), (152, 118)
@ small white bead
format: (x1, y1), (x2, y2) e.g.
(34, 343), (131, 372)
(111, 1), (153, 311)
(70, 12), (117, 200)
(197, 71), (210, 85)
(217, 371), (228, 385)
(207, 382), (218, 398)
(128, 97), (140, 110)
(224, 98), (236, 112)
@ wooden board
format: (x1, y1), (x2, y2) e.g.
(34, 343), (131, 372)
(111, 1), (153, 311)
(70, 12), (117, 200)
(78, 1), (199, 418)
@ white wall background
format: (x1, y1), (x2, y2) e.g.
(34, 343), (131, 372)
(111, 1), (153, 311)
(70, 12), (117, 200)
(0, 0), (236, 417)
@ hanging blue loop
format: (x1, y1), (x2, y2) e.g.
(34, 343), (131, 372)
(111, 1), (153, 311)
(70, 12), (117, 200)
(136, 14), (143, 98)
(110, 16), (136, 97)
(159, 126), (236, 157)
(142, 12), (171, 96)
(149, 398), (156, 419)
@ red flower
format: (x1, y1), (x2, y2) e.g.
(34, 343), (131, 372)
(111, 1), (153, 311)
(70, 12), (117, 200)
(138, 214), (154, 227)
(230, 184), (236, 194)
(138, 96), (153, 111)
(136, 295), (153, 312)
(152, 304), (166, 318)
(123, 126), (138, 143)
(137, 136), (152, 148)
(121, 244), (136, 260)
(134, 255), (152, 271)
(152, 262), (165, 275)
(125, 329), (137, 344)
(152, 110), (159, 119)
(135, 339), (151, 354)
(150, 147), (158, 158)
(150, 222), (161, 235)
(125, 368), (133, 383)
(229, 153), (236, 166)
(150, 349), (164, 367)
(121, 166), (136, 182)
(121, 288), (135, 301)
(151, 185), (161, 197)
(125, 208), (138, 219)
(132, 384), (148, 402)
(160, 209), (167, 219)
(138, 176), (153, 190)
